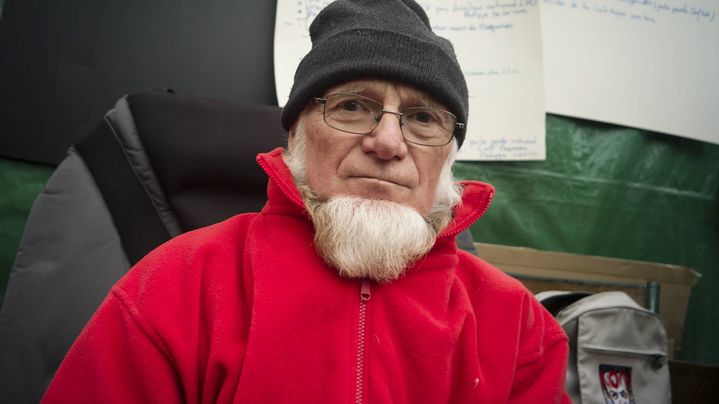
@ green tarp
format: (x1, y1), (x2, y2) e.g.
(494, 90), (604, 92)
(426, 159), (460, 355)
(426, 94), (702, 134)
(455, 115), (719, 364)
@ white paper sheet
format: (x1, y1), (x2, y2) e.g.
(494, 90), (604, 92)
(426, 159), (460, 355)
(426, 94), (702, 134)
(274, 0), (547, 161)
(541, 0), (719, 145)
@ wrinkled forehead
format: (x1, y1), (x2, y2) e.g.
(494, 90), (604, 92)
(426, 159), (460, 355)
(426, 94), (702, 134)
(324, 79), (447, 110)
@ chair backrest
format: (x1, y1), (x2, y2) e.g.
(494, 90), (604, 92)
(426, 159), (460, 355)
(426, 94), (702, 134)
(0, 89), (287, 403)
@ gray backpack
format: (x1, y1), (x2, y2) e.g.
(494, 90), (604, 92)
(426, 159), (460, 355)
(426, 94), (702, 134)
(536, 291), (671, 404)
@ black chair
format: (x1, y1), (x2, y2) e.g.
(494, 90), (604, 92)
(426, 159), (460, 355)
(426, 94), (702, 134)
(0, 89), (288, 403)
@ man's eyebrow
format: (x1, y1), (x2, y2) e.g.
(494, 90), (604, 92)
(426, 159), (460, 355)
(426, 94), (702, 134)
(402, 93), (444, 110)
(327, 84), (447, 110)
(412, 97), (444, 109)
(329, 84), (371, 95)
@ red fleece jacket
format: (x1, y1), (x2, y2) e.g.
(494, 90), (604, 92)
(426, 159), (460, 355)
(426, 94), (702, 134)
(42, 148), (569, 403)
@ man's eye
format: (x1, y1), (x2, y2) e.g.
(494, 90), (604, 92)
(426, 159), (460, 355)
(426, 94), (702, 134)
(339, 100), (361, 112)
(408, 110), (437, 124)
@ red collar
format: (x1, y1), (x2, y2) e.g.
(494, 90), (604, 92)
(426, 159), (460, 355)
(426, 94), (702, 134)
(256, 147), (494, 238)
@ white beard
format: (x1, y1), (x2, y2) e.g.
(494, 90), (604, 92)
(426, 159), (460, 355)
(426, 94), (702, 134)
(304, 196), (437, 283)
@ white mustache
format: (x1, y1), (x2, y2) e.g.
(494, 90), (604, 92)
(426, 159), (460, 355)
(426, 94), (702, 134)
(349, 174), (410, 187)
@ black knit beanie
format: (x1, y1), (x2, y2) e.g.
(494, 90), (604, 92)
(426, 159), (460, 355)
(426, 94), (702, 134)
(280, 0), (469, 148)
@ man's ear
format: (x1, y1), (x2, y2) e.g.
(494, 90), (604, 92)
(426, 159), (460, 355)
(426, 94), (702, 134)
(287, 111), (306, 148)
(287, 124), (297, 149)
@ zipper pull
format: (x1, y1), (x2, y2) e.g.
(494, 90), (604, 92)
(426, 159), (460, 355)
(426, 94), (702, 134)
(360, 280), (371, 302)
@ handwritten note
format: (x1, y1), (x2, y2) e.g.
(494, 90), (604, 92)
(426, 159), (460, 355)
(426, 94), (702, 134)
(274, 0), (547, 161)
(541, 0), (719, 145)
(542, 0), (715, 24)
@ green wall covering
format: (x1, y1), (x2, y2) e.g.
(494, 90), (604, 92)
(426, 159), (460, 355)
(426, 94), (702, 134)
(0, 158), (53, 305)
(455, 114), (719, 365)
(1, 114), (717, 365)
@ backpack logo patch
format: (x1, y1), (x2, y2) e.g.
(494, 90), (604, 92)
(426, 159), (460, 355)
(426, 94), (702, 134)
(599, 364), (635, 404)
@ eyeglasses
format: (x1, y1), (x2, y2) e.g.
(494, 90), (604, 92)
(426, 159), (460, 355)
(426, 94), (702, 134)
(312, 92), (464, 147)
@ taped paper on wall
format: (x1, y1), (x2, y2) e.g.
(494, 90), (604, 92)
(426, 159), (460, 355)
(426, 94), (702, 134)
(274, 0), (547, 161)
(541, 0), (719, 146)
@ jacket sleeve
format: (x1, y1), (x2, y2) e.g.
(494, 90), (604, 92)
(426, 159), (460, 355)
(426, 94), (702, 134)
(509, 294), (571, 404)
(41, 214), (255, 404)
(41, 287), (183, 404)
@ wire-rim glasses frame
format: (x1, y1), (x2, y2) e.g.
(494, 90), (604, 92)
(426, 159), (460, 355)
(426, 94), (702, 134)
(312, 92), (464, 147)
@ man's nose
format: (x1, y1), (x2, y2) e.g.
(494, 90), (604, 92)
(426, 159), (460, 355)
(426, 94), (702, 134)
(361, 111), (408, 160)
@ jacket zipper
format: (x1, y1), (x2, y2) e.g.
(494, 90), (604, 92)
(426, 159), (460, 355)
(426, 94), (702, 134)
(356, 280), (371, 404)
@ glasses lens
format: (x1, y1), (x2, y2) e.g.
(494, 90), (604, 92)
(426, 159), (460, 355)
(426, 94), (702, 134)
(402, 107), (456, 146)
(323, 93), (381, 134)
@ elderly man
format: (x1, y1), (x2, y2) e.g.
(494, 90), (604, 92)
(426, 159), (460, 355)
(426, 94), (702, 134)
(42, 0), (569, 402)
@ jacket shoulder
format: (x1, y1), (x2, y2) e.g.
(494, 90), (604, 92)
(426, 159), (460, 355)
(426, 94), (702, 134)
(455, 249), (529, 297)
(112, 213), (259, 312)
